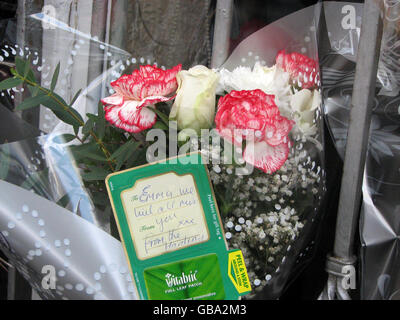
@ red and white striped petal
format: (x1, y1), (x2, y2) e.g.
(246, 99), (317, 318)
(105, 105), (142, 133)
(243, 140), (289, 174)
(139, 79), (179, 100)
(117, 100), (141, 125)
(110, 64), (181, 101)
(134, 107), (157, 130)
(264, 117), (294, 146)
(217, 128), (244, 147)
(101, 93), (124, 106)
(118, 101), (157, 129)
(110, 75), (140, 100)
(103, 104), (114, 112)
(118, 122), (143, 133)
(276, 50), (319, 89)
(138, 94), (176, 108)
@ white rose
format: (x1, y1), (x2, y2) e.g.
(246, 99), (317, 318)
(169, 65), (219, 135)
(290, 89), (321, 136)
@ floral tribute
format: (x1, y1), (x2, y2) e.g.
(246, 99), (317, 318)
(96, 52), (322, 296)
(4, 49), (323, 298)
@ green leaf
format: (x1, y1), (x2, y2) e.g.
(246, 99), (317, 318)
(0, 144), (10, 180)
(108, 126), (126, 142)
(150, 107), (170, 126)
(70, 143), (108, 162)
(82, 166), (110, 181)
(84, 152), (107, 162)
(152, 121), (168, 131)
(57, 194), (71, 207)
(70, 142), (96, 158)
(41, 93), (84, 127)
(97, 102), (105, 118)
(110, 138), (136, 160)
(15, 57), (26, 75)
(73, 125), (80, 137)
(0, 77), (22, 91)
(27, 85), (42, 97)
(83, 152), (108, 162)
(23, 57), (32, 77)
(82, 118), (94, 136)
(70, 142), (96, 153)
(50, 62), (60, 91)
(53, 134), (76, 144)
(15, 94), (48, 111)
(120, 141), (141, 170)
(96, 103), (106, 140)
(86, 113), (98, 121)
(117, 141), (140, 171)
(70, 89), (82, 107)
(106, 139), (141, 171)
(26, 68), (37, 84)
(125, 144), (146, 168)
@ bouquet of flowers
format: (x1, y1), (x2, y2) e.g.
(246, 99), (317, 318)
(0, 4), (326, 300)
(0, 49), (324, 297)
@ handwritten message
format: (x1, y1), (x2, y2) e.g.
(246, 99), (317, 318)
(121, 172), (209, 260)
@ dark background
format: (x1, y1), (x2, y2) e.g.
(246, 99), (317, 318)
(0, 0), (18, 300)
(0, 0), (361, 300)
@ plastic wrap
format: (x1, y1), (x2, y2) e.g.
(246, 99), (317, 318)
(0, 2), (335, 300)
(213, 4), (326, 299)
(321, 1), (400, 300)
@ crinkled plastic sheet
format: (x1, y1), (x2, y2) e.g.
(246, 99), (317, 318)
(216, 3), (326, 299)
(321, 1), (400, 300)
(0, 5), (144, 300)
(0, 2), (332, 300)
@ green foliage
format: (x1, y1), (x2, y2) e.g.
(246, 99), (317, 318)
(152, 121), (169, 131)
(57, 193), (71, 208)
(0, 144), (10, 180)
(53, 134), (76, 144)
(43, 92), (84, 127)
(0, 57), (166, 217)
(70, 142), (108, 162)
(15, 57), (27, 76)
(0, 77), (22, 91)
(111, 139), (141, 171)
(150, 106), (170, 125)
(96, 103), (106, 140)
(82, 166), (110, 181)
(70, 89), (82, 107)
(50, 62), (60, 91)
(15, 94), (47, 111)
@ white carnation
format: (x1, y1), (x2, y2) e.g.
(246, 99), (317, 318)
(216, 62), (292, 114)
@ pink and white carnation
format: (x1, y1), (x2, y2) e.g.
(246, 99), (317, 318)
(101, 64), (181, 133)
(215, 89), (294, 174)
(275, 50), (319, 89)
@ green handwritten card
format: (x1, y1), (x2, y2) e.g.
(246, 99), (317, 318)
(106, 152), (251, 300)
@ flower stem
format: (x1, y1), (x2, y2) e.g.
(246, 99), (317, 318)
(15, 74), (116, 172)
